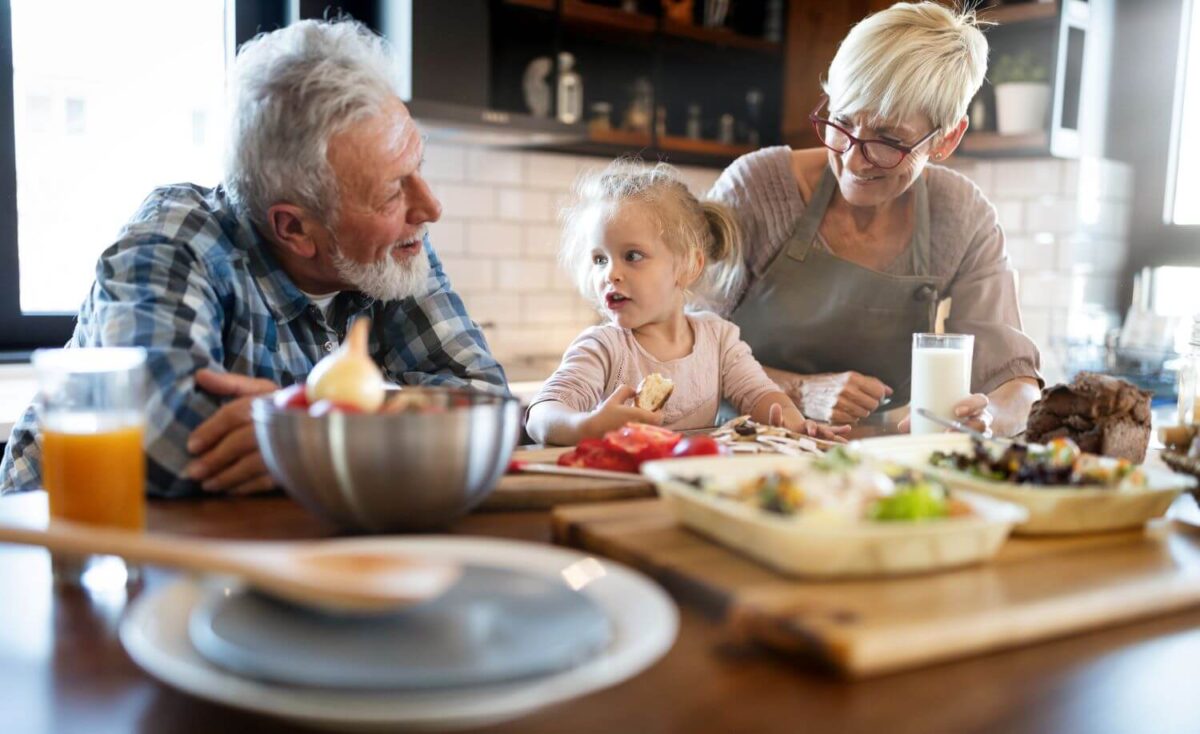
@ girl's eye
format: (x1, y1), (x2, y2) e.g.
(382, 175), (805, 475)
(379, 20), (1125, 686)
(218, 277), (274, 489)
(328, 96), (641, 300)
(592, 253), (608, 266)
(624, 251), (644, 262)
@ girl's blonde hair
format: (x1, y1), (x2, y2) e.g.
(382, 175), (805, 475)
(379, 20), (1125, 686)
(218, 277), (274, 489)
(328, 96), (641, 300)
(559, 159), (743, 312)
(824, 2), (989, 132)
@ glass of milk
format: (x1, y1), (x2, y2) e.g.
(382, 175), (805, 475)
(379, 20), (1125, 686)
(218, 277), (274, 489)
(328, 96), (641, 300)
(910, 333), (974, 435)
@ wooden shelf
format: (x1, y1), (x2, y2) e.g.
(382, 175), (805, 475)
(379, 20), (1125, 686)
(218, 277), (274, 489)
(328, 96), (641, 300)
(502, 0), (555, 11)
(979, 1), (1059, 25)
(658, 135), (753, 158)
(587, 129), (653, 148)
(661, 21), (782, 55)
(560, 0), (655, 34)
(958, 130), (1050, 156)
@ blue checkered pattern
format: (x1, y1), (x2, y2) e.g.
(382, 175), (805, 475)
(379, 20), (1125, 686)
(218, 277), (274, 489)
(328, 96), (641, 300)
(0, 184), (507, 497)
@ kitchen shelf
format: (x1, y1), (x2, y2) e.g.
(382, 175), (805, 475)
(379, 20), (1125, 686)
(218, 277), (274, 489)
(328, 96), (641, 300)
(560, 0), (656, 34)
(658, 135), (754, 158)
(588, 129), (654, 148)
(979, 2), (1058, 25)
(502, 0), (556, 11)
(958, 130), (1050, 157)
(661, 20), (782, 55)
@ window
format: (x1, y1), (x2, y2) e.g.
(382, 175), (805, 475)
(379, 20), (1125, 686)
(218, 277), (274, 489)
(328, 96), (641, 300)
(8, 0), (228, 317)
(1168, 0), (1200, 225)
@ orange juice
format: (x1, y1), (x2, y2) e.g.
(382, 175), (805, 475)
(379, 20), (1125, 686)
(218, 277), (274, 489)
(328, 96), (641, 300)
(42, 425), (145, 531)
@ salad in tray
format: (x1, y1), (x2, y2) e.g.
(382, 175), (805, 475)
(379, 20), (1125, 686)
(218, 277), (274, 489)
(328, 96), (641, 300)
(677, 447), (971, 523)
(929, 436), (1147, 490)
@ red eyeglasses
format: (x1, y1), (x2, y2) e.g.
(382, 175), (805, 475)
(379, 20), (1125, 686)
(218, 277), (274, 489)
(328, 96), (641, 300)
(809, 95), (940, 169)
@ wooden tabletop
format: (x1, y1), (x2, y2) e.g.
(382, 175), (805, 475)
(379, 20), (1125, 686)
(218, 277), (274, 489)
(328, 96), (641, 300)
(4, 489), (1200, 734)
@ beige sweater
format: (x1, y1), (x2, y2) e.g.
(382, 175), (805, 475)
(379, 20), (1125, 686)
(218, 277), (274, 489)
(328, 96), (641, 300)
(707, 147), (1043, 394)
(530, 312), (781, 430)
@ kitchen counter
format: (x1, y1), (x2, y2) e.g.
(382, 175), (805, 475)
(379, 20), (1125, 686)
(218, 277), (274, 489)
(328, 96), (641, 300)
(4, 484), (1200, 733)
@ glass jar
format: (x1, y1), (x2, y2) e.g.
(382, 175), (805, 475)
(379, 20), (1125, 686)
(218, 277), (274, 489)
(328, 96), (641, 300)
(588, 101), (612, 135)
(1177, 315), (1200, 424)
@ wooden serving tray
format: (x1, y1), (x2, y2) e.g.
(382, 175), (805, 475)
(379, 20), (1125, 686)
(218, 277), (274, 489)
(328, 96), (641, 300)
(552, 497), (1200, 677)
(478, 447), (656, 511)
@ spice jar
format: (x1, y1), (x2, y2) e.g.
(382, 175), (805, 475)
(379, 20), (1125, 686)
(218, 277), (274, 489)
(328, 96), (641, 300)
(588, 102), (612, 135)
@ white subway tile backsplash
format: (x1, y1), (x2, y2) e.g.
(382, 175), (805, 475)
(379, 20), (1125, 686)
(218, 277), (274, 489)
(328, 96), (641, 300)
(1024, 196), (1078, 234)
(994, 159), (1062, 197)
(525, 152), (586, 189)
(430, 219), (466, 255)
(498, 189), (554, 223)
(467, 148), (525, 185)
(461, 292), (523, 326)
(522, 292), (588, 325)
(440, 257), (495, 292)
(1018, 272), (1075, 309)
(995, 199), (1024, 234)
(467, 221), (523, 256)
(496, 258), (553, 291)
(422, 143), (465, 183)
(674, 164), (722, 197)
(550, 192), (575, 221)
(523, 223), (563, 259)
(437, 183), (495, 219)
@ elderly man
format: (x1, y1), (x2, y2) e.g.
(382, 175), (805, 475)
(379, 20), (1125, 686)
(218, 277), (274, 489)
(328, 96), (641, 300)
(0, 19), (507, 497)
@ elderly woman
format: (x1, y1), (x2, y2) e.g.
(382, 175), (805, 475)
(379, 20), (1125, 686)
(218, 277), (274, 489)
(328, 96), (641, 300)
(709, 1), (1041, 437)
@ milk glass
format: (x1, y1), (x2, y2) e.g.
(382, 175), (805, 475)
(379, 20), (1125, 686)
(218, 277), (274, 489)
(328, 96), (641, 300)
(34, 347), (147, 590)
(910, 334), (974, 436)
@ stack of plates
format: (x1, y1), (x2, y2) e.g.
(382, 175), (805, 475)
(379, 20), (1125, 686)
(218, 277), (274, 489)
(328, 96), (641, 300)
(120, 537), (678, 731)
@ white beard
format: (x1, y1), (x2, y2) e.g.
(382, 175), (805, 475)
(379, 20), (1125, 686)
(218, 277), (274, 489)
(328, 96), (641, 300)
(330, 230), (431, 302)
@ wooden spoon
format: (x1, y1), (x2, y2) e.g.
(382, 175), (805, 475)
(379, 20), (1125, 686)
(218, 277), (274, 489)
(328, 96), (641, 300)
(0, 519), (461, 615)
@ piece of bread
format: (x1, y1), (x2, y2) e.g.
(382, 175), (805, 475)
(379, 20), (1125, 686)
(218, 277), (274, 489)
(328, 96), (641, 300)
(635, 373), (674, 412)
(1024, 372), (1152, 462)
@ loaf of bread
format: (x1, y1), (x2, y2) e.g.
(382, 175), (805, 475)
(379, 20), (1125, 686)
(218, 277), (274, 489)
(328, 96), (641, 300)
(635, 373), (674, 412)
(1024, 372), (1152, 462)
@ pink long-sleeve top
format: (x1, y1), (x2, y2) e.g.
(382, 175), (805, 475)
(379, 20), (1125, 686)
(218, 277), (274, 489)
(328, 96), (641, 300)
(529, 311), (782, 430)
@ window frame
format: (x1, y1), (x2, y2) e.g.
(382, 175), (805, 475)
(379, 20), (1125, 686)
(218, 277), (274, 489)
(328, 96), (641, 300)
(0, 0), (295, 355)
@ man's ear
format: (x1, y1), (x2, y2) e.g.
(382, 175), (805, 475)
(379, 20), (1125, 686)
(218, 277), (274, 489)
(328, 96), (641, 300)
(265, 203), (320, 259)
(931, 116), (970, 162)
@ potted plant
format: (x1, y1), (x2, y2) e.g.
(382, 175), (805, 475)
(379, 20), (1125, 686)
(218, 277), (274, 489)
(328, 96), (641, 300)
(991, 51), (1051, 135)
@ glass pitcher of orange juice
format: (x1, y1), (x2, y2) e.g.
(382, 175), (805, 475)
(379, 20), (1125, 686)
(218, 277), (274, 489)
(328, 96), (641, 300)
(34, 347), (147, 588)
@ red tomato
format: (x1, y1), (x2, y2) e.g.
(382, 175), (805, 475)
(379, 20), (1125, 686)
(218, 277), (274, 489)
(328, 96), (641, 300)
(273, 384), (310, 411)
(308, 399), (365, 417)
(557, 439), (640, 473)
(671, 435), (726, 458)
(602, 423), (682, 463)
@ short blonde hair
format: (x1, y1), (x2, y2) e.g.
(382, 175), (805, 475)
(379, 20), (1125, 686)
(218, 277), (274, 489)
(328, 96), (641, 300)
(559, 159), (743, 312)
(823, 2), (988, 132)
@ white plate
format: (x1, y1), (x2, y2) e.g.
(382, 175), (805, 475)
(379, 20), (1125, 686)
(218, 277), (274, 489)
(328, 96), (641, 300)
(853, 433), (1197, 535)
(641, 454), (1027, 578)
(120, 537), (678, 732)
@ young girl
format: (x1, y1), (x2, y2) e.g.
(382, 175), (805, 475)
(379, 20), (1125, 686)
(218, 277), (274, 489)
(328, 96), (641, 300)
(526, 160), (848, 446)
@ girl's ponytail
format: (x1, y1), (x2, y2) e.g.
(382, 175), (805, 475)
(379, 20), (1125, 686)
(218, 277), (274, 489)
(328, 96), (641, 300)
(694, 201), (745, 312)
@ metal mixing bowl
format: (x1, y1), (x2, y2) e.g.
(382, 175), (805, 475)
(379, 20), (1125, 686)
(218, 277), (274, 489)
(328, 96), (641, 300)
(252, 387), (520, 532)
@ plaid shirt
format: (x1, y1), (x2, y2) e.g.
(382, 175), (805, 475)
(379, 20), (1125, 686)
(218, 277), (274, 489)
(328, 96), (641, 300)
(0, 184), (507, 497)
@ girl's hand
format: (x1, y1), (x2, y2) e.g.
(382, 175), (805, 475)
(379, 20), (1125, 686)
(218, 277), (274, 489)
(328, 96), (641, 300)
(768, 401), (851, 443)
(579, 384), (663, 439)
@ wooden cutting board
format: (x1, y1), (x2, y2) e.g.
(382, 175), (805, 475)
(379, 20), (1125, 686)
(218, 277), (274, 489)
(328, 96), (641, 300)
(552, 498), (1200, 677)
(477, 447), (656, 511)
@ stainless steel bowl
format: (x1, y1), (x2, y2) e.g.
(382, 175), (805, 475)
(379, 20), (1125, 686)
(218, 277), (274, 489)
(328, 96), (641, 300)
(252, 387), (520, 532)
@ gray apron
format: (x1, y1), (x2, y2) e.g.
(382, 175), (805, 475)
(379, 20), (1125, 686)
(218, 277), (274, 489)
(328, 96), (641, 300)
(730, 166), (940, 411)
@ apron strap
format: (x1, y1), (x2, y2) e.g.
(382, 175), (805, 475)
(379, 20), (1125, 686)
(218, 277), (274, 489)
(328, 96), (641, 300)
(909, 174), (932, 276)
(784, 166), (838, 262)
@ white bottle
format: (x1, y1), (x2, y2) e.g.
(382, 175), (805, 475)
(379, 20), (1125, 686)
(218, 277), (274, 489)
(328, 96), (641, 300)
(557, 52), (583, 125)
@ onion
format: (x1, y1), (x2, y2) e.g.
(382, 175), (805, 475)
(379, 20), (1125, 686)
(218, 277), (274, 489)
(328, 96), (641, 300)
(305, 317), (386, 412)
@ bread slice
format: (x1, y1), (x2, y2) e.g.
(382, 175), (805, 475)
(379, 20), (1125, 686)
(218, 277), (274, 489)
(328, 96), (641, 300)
(635, 373), (674, 412)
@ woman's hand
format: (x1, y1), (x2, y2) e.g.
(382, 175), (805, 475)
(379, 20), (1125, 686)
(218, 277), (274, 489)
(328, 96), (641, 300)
(579, 385), (663, 439)
(898, 393), (992, 435)
(764, 366), (893, 424)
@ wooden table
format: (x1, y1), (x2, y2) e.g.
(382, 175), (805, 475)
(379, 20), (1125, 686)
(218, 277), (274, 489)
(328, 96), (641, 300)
(4, 490), (1200, 734)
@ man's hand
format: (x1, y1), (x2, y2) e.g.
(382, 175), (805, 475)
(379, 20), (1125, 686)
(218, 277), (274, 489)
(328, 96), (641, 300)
(186, 369), (280, 495)
(898, 393), (992, 435)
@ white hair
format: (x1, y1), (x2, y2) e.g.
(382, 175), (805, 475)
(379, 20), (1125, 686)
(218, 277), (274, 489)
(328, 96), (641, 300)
(824, 2), (989, 132)
(559, 159), (744, 313)
(224, 19), (401, 229)
(331, 229), (432, 302)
